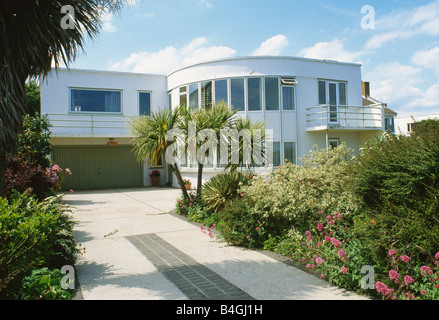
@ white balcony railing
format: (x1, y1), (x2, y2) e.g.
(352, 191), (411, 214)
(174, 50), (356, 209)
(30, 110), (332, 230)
(306, 103), (384, 131)
(44, 113), (132, 137)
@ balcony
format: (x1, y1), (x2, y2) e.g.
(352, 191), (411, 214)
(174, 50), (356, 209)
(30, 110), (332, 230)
(44, 113), (132, 137)
(306, 103), (385, 132)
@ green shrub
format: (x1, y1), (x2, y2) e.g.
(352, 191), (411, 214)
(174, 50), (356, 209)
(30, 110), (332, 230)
(351, 126), (439, 266)
(240, 144), (360, 238)
(0, 192), (79, 298)
(11, 267), (75, 300)
(216, 197), (267, 248)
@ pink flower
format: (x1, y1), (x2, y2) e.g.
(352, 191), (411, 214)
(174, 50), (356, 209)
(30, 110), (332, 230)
(389, 270), (400, 283)
(320, 274), (324, 279)
(331, 237), (342, 249)
(400, 255), (410, 263)
(318, 211), (323, 215)
(421, 290), (427, 295)
(246, 235), (250, 239)
(341, 267), (347, 274)
(316, 257), (324, 266)
(256, 227), (260, 231)
(306, 264), (311, 269)
(317, 223), (324, 232)
(420, 266), (433, 276)
(435, 252), (439, 260)
(376, 281), (394, 298)
(404, 275), (415, 286)
(65, 168), (72, 175)
(338, 250), (347, 260)
(388, 249), (397, 257)
(317, 242), (322, 248)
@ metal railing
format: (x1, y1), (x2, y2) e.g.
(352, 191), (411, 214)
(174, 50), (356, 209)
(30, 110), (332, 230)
(43, 113), (133, 137)
(306, 103), (384, 130)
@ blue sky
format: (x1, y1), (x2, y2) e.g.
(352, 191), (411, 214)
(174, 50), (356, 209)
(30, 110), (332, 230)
(69, 0), (439, 117)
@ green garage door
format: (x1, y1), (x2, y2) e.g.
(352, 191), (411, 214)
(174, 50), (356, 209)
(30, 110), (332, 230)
(52, 145), (143, 191)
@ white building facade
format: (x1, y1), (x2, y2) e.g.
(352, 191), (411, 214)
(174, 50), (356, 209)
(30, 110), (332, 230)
(41, 56), (385, 191)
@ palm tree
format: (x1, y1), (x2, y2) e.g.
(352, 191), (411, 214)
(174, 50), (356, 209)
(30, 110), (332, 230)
(0, 0), (126, 196)
(225, 117), (269, 172)
(179, 102), (237, 197)
(130, 107), (191, 200)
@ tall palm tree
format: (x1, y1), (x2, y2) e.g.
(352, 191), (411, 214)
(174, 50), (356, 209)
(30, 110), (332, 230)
(0, 0), (125, 196)
(179, 102), (238, 197)
(130, 107), (191, 200)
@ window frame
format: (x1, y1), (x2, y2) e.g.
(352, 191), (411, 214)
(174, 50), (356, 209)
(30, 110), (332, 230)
(70, 87), (123, 114)
(138, 91), (152, 116)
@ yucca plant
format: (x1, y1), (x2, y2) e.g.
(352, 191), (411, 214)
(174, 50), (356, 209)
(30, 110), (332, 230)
(202, 171), (253, 213)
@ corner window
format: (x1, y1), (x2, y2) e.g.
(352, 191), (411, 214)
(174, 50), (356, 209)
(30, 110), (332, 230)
(265, 78), (279, 111)
(215, 80), (228, 105)
(189, 84), (199, 111)
(231, 78), (245, 112)
(284, 142), (296, 164)
(248, 78), (262, 111)
(71, 88), (121, 113)
(139, 92), (151, 116)
(282, 86), (295, 111)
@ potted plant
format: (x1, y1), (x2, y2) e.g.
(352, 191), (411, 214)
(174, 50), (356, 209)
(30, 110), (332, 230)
(183, 179), (191, 190)
(149, 170), (161, 187)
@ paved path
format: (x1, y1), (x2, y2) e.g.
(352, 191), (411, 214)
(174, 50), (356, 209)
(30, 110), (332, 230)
(62, 188), (369, 300)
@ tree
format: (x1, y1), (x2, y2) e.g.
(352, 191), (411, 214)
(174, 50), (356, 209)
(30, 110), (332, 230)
(179, 102), (237, 197)
(130, 107), (191, 201)
(0, 0), (126, 197)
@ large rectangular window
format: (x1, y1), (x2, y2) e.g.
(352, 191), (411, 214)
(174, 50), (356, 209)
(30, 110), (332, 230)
(231, 78), (245, 111)
(248, 78), (262, 111)
(201, 81), (212, 109)
(215, 80), (228, 105)
(179, 86), (187, 108)
(284, 142), (296, 165)
(282, 86), (295, 111)
(71, 89), (121, 113)
(265, 78), (279, 111)
(139, 92), (151, 116)
(189, 84), (199, 111)
(339, 82), (347, 106)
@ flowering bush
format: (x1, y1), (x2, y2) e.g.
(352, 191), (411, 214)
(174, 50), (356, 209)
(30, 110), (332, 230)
(183, 179), (191, 186)
(374, 249), (439, 300)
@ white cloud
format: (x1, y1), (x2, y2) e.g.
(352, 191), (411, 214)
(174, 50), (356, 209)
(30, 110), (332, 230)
(364, 0), (439, 50)
(252, 35), (289, 56)
(362, 61), (439, 116)
(298, 38), (364, 63)
(101, 11), (117, 33)
(412, 46), (439, 76)
(108, 37), (236, 74)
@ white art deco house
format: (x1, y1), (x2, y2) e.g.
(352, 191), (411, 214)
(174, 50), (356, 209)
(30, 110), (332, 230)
(41, 56), (386, 191)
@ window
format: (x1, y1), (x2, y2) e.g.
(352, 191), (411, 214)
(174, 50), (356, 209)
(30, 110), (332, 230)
(139, 92), (151, 116)
(189, 84), (199, 111)
(248, 78), (262, 111)
(329, 139), (340, 149)
(71, 89), (121, 113)
(284, 142), (296, 164)
(231, 78), (245, 111)
(179, 86), (187, 108)
(265, 78), (279, 111)
(318, 81), (326, 105)
(273, 142), (281, 167)
(215, 80), (228, 105)
(385, 117), (395, 133)
(339, 82), (347, 106)
(282, 86), (295, 111)
(201, 81), (212, 109)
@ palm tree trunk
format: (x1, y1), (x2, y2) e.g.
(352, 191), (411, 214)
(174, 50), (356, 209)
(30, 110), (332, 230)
(170, 163), (190, 200)
(197, 163), (203, 197)
(0, 146), (5, 198)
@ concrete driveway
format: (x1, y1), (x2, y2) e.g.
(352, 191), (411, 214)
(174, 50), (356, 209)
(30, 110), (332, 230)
(62, 187), (369, 300)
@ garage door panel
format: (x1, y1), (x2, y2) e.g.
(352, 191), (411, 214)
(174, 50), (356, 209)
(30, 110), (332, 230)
(53, 146), (143, 191)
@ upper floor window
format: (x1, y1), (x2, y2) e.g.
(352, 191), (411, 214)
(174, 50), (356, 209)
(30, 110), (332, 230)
(265, 77), (279, 111)
(231, 78), (245, 112)
(318, 80), (347, 106)
(71, 88), (121, 113)
(139, 92), (151, 116)
(248, 78), (262, 111)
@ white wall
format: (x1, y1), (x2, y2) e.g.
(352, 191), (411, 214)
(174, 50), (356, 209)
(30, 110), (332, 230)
(395, 113), (439, 135)
(41, 68), (168, 137)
